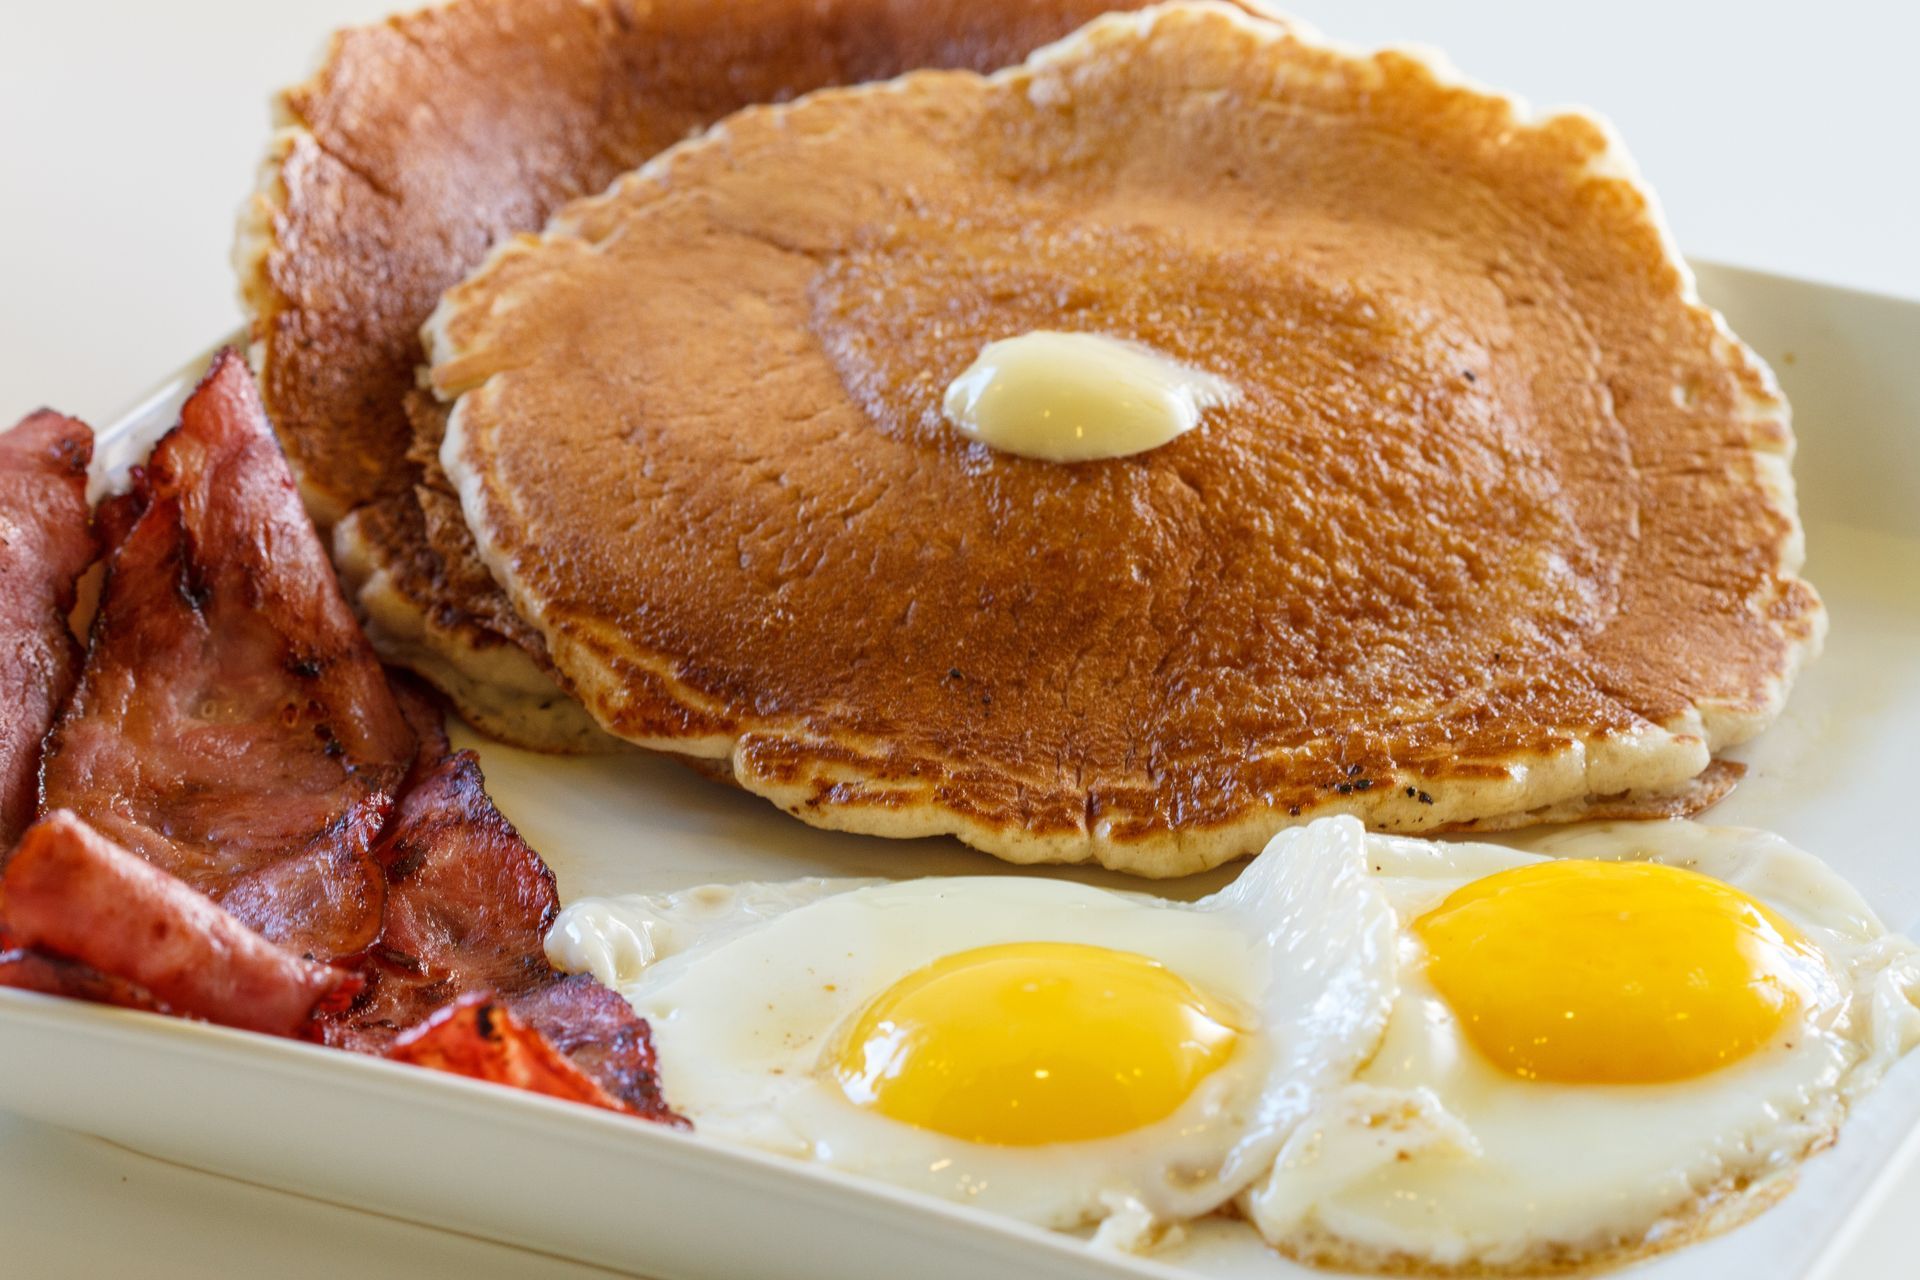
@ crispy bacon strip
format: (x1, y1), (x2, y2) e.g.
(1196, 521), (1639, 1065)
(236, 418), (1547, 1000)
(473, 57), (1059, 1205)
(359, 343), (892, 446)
(40, 350), (415, 959)
(331, 751), (560, 1042)
(0, 411), (94, 850)
(0, 811), (360, 1035)
(328, 747), (680, 1122)
(0, 947), (166, 1014)
(388, 994), (633, 1114)
(511, 973), (679, 1123)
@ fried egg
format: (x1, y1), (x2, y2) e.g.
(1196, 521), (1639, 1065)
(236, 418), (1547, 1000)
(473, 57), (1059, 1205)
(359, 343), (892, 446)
(1243, 819), (1920, 1273)
(546, 822), (1396, 1250)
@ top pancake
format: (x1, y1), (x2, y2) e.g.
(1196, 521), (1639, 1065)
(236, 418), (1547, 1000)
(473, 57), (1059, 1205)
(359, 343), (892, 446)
(430, 2), (1822, 875)
(237, 0), (1191, 749)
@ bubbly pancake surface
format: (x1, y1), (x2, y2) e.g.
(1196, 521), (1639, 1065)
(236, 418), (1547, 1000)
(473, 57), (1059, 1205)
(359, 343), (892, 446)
(239, 0), (1181, 747)
(432, 3), (1822, 873)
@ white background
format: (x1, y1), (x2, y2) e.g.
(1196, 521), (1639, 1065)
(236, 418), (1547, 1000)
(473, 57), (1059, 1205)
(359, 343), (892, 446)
(2, 1), (1916, 1275)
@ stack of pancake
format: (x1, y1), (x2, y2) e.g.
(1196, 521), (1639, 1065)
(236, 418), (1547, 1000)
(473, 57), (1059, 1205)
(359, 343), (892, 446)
(237, 0), (1169, 752)
(238, 0), (1823, 876)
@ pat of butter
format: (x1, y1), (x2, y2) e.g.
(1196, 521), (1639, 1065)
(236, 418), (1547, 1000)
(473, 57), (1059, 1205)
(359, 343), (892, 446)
(941, 331), (1238, 462)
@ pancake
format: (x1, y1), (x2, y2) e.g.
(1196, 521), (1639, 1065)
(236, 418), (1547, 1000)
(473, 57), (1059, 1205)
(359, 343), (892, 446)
(427, 2), (1822, 876)
(331, 487), (613, 752)
(235, 0), (1189, 750)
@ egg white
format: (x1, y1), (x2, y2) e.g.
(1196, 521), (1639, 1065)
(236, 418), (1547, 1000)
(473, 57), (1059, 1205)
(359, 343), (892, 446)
(1242, 821), (1920, 1273)
(547, 819), (1396, 1249)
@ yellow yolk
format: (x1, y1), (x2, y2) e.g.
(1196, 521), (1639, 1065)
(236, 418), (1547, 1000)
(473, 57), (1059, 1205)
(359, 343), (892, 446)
(830, 941), (1242, 1145)
(1415, 859), (1828, 1084)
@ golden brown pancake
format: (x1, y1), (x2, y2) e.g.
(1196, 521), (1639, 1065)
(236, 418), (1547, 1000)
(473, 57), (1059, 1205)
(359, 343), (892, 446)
(428, 3), (1822, 875)
(236, 0), (1198, 750)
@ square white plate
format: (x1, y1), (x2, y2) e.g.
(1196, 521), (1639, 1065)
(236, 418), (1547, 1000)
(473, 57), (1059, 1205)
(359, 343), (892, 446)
(3, 262), (1917, 1279)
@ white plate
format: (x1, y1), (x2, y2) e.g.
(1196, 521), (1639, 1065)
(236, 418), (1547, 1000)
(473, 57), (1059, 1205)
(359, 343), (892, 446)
(3, 262), (1917, 1279)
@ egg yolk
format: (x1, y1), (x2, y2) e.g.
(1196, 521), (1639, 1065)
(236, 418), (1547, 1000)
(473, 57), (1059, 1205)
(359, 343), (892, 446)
(830, 941), (1242, 1145)
(1415, 859), (1826, 1084)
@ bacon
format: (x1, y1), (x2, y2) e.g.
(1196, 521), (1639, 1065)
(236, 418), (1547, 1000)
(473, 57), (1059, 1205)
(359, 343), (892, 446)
(1, 356), (674, 1121)
(510, 972), (681, 1125)
(388, 994), (635, 1114)
(0, 410), (94, 849)
(0, 811), (360, 1035)
(39, 350), (416, 960)
(330, 750), (559, 1043)
(0, 948), (166, 1014)
(327, 748), (680, 1120)
(389, 673), (453, 792)
(216, 813), (391, 960)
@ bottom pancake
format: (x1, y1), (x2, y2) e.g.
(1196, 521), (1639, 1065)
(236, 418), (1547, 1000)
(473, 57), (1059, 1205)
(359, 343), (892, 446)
(725, 736), (1747, 878)
(333, 492), (620, 754)
(1439, 759), (1746, 834)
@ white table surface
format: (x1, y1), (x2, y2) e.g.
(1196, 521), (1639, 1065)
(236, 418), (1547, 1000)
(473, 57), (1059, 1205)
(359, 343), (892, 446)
(2, 2), (1916, 1276)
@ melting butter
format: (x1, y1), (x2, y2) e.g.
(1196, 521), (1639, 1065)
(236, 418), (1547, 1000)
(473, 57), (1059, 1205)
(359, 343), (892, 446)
(941, 331), (1237, 462)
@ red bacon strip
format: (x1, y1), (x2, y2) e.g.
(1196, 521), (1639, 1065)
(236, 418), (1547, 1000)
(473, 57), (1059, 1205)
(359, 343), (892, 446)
(389, 673), (453, 792)
(325, 748), (682, 1123)
(327, 751), (559, 1047)
(0, 948), (166, 1014)
(0, 410), (94, 849)
(39, 349), (415, 960)
(388, 994), (634, 1115)
(511, 973), (679, 1123)
(0, 811), (360, 1035)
